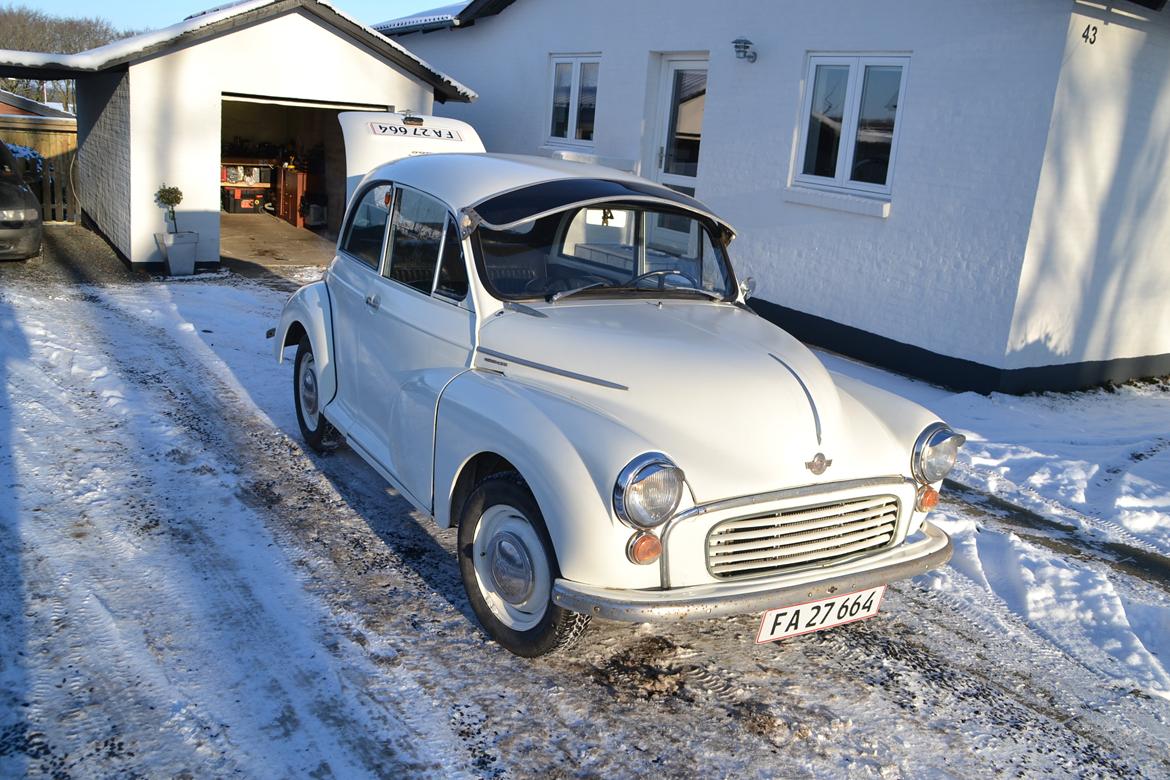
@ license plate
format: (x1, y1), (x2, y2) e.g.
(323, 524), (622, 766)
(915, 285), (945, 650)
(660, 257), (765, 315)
(756, 585), (885, 644)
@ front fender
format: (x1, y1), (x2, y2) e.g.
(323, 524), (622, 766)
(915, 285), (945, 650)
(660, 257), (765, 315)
(274, 280), (337, 407)
(434, 371), (665, 589)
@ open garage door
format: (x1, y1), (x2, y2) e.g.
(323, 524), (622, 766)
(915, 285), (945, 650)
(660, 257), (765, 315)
(219, 93), (392, 266)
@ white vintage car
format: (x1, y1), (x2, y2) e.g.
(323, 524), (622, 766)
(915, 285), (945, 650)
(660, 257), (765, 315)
(274, 122), (961, 657)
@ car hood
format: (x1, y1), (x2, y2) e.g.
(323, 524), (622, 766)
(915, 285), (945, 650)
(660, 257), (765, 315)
(476, 300), (924, 503)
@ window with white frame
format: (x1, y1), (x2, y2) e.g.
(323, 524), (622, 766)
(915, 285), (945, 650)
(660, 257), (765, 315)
(795, 55), (908, 195)
(547, 55), (599, 145)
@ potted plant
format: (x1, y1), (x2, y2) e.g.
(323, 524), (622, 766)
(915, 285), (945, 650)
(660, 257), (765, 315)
(154, 183), (197, 275)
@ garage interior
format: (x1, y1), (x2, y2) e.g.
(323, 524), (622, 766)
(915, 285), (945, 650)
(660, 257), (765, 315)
(218, 94), (389, 267)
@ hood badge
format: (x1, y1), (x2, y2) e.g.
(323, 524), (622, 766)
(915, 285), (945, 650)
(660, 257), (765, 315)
(805, 453), (832, 475)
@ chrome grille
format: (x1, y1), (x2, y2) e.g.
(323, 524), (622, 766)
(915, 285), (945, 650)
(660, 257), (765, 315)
(706, 495), (900, 579)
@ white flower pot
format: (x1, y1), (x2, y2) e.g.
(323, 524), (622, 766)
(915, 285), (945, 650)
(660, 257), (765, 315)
(155, 231), (198, 276)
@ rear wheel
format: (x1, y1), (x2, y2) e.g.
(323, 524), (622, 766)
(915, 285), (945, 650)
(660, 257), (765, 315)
(458, 472), (590, 657)
(293, 336), (334, 452)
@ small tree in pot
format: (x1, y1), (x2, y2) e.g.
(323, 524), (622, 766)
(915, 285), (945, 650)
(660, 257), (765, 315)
(154, 183), (198, 275)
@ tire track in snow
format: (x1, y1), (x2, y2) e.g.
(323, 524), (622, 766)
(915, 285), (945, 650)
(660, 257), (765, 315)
(1, 287), (459, 778)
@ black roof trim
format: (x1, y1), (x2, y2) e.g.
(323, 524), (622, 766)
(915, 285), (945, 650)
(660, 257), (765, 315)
(470, 178), (735, 241)
(379, 0), (518, 36)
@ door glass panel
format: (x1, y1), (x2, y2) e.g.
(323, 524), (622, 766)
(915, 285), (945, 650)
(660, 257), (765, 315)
(341, 183), (392, 269)
(386, 189), (445, 293)
(435, 221), (469, 301)
(801, 64), (849, 178)
(850, 65), (903, 185)
(664, 68), (707, 177)
(575, 61), (599, 141)
(549, 62), (572, 138)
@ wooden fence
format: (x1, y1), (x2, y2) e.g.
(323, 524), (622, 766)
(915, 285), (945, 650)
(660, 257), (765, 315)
(0, 114), (78, 223)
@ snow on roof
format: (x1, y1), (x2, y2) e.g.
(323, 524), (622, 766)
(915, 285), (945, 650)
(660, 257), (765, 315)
(375, 2), (469, 33)
(375, 0), (516, 35)
(0, 88), (75, 118)
(0, 0), (476, 102)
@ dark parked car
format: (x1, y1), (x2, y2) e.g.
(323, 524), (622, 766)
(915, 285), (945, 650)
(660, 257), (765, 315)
(0, 140), (42, 260)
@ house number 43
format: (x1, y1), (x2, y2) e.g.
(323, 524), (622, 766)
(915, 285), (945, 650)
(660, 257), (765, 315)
(1082, 24), (1098, 44)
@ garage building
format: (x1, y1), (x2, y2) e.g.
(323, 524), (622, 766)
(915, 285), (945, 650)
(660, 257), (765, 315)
(0, 0), (473, 265)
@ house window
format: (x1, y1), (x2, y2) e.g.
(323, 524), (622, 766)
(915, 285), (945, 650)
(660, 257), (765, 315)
(796, 56), (908, 195)
(548, 55), (600, 145)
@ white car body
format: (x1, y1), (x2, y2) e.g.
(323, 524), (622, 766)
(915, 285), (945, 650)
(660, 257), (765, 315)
(274, 117), (954, 639)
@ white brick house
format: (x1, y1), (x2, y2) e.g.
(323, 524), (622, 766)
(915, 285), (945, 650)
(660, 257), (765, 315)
(380, 0), (1170, 393)
(0, 0), (473, 267)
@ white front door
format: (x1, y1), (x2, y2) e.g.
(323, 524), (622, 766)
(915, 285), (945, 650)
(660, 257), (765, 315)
(651, 58), (708, 196)
(650, 58), (709, 257)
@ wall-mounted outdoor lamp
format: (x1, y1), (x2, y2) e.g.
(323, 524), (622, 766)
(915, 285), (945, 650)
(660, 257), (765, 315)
(732, 38), (757, 63)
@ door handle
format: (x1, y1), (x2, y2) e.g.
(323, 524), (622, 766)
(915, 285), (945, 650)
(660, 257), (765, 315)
(365, 294), (380, 310)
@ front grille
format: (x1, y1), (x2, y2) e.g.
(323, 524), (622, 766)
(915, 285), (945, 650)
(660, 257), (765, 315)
(706, 494), (900, 580)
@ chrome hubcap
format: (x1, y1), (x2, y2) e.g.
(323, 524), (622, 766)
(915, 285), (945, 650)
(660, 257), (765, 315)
(472, 504), (551, 631)
(299, 355), (319, 420)
(297, 355), (320, 432)
(489, 531), (535, 604)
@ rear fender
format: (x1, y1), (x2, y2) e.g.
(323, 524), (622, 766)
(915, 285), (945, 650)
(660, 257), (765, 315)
(274, 280), (337, 406)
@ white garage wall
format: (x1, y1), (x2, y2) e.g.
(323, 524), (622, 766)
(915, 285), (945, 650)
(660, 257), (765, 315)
(127, 9), (436, 264)
(1008, 4), (1170, 369)
(401, 0), (1071, 368)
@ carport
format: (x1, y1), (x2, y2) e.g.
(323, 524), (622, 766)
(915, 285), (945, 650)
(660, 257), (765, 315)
(0, 0), (474, 267)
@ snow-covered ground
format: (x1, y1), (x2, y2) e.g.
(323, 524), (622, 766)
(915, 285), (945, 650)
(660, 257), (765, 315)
(1, 269), (1168, 778)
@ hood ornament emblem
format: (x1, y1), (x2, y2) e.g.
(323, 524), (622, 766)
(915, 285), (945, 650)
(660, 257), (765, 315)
(805, 453), (832, 475)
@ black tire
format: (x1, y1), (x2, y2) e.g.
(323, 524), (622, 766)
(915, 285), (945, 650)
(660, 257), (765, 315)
(458, 472), (590, 657)
(293, 336), (334, 452)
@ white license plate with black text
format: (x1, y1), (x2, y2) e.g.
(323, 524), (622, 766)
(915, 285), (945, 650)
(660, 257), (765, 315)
(755, 585), (886, 643)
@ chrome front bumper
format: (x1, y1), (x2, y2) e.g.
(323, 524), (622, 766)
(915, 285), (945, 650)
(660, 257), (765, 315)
(551, 520), (952, 622)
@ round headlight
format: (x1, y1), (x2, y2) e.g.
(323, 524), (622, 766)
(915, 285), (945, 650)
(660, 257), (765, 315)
(613, 453), (684, 529)
(912, 424), (966, 484)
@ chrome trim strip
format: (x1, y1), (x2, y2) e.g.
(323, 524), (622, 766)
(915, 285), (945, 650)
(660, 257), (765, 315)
(769, 353), (821, 445)
(659, 476), (914, 588)
(552, 520), (952, 622)
(476, 347), (629, 391)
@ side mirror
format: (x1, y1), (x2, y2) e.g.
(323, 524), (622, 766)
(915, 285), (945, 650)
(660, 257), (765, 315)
(739, 277), (756, 300)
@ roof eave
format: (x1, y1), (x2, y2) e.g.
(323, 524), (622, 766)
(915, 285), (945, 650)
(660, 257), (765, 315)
(0, 0), (475, 104)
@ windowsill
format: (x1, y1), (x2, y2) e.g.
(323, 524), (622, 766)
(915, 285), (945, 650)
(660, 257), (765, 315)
(541, 140), (596, 152)
(783, 185), (892, 218)
(540, 146), (638, 174)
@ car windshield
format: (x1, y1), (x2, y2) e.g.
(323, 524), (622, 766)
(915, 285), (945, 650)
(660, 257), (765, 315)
(474, 204), (736, 302)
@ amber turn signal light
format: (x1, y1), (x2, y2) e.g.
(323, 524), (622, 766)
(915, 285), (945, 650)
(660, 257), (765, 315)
(916, 484), (940, 512)
(627, 532), (662, 565)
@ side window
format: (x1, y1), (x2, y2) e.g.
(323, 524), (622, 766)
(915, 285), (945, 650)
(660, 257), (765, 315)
(386, 188), (446, 293)
(342, 183), (393, 268)
(435, 220), (469, 301)
(796, 55), (908, 195)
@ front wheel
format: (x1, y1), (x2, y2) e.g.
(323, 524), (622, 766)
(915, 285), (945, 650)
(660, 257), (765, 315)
(293, 336), (335, 452)
(458, 473), (590, 657)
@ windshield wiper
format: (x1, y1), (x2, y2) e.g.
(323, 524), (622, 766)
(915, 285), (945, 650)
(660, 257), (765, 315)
(549, 280), (617, 303)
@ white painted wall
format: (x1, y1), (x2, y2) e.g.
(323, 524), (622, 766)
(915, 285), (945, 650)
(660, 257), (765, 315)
(127, 9), (436, 264)
(1008, 4), (1170, 369)
(398, 0), (1076, 369)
